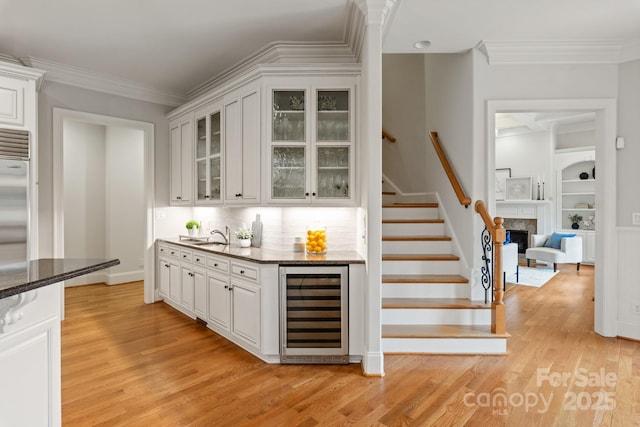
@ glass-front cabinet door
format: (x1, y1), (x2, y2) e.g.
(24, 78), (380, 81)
(267, 79), (355, 205)
(316, 146), (349, 199)
(272, 90), (305, 142)
(271, 146), (306, 199)
(316, 90), (349, 142)
(195, 106), (223, 204)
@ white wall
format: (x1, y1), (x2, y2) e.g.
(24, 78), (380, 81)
(105, 126), (145, 282)
(382, 54), (427, 193)
(496, 130), (553, 200)
(38, 81), (172, 258)
(62, 121), (145, 286)
(556, 129), (595, 150)
(63, 121), (106, 261)
(423, 53), (475, 277)
(616, 58), (640, 340)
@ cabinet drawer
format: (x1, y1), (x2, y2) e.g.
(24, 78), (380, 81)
(208, 256), (230, 274)
(180, 250), (193, 263)
(192, 251), (206, 266)
(163, 245), (180, 258)
(231, 263), (258, 282)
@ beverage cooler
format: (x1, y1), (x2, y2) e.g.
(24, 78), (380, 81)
(279, 265), (348, 364)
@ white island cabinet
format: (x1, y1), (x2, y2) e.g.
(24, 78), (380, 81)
(0, 283), (61, 427)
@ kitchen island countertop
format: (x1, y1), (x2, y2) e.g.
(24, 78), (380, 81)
(159, 238), (365, 265)
(0, 258), (120, 299)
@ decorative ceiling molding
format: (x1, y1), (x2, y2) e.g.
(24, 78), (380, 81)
(345, 1), (366, 62)
(477, 40), (628, 65)
(20, 57), (187, 107)
(620, 40), (640, 63)
(186, 41), (358, 100)
(170, 62), (361, 120)
(0, 58), (46, 90)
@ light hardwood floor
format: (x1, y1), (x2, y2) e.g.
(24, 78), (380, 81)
(62, 265), (639, 426)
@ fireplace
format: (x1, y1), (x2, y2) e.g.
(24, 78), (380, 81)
(503, 218), (538, 253)
(508, 230), (528, 254)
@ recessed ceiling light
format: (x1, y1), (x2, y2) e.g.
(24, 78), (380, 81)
(413, 40), (432, 49)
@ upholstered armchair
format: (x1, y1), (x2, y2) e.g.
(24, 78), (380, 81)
(502, 242), (519, 283)
(525, 233), (583, 272)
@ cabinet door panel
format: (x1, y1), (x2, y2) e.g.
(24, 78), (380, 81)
(231, 281), (260, 347)
(241, 90), (260, 201)
(169, 263), (180, 303)
(194, 270), (207, 318)
(158, 258), (170, 297)
(181, 267), (195, 311)
(271, 146), (306, 199)
(224, 99), (241, 200)
(208, 274), (231, 329)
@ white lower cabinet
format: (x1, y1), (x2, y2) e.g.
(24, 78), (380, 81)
(207, 272), (231, 329)
(156, 242), (283, 362)
(230, 278), (260, 348)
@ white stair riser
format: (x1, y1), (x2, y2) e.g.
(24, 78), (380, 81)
(382, 222), (444, 236)
(382, 207), (439, 220)
(382, 283), (468, 299)
(382, 240), (451, 254)
(382, 338), (507, 354)
(382, 260), (460, 275)
(382, 308), (491, 325)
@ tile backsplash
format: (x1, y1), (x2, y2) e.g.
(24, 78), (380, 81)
(157, 206), (359, 251)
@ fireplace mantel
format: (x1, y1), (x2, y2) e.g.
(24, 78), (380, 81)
(496, 200), (552, 235)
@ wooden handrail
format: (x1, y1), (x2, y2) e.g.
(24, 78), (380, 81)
(475, 200), (506, 335)
(429, 131), (471, 207)
(382, 128), (396, 142)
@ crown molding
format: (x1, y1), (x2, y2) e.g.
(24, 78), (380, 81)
(620, 40), (640, 63)
(170, 62), (361, 120)
(21, 57), (187, 106)
(0, 57), (46, 90)
(477, 40), (627, 65)
(187, 41), (358, 100)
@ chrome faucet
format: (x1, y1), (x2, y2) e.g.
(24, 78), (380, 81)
(210, 226), (230, 245)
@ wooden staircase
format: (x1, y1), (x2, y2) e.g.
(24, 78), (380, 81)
(381, 201), (508, 354)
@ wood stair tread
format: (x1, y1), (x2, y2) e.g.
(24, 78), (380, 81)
(382, 274), (468, 284)
(382, 219), (444, 224)
(382, 298), (490, 309)
(382, 235), (451, 241)
(382, 203), (438, 208)
(382, 254), (459, 261)
(382, 324), (509, 339)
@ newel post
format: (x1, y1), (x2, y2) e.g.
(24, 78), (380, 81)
(492, 217), (506, 334)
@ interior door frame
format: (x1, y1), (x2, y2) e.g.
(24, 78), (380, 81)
(52, 108), (156, 317)
(487, 99), (617, 337)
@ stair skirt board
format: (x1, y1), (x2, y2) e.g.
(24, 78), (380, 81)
(382, 207), (439, 220)
(382, 260), (460, 275)
(381, 309), (491, 325)
(382, 338), (507, 354)
(382, 283), (468, 299)
(382, 240), (452, 254)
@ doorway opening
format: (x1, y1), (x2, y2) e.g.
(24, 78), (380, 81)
(52, 108), (156, 312)
(487, 99), (617, 338)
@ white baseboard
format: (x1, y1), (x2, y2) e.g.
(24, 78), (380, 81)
(618, 321), (640, 341)
(361, 351), (385, 376)
(64, 269), (144, 287)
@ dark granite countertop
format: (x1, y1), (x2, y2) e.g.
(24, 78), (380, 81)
(0, 258), (120, 299)
(159, 238), (365, 265)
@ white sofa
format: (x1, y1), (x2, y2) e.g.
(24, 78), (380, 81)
(525, 233), (582, 272)
(502, 242), (519, 283)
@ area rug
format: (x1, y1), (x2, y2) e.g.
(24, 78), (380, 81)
(506, 266), (558, 288)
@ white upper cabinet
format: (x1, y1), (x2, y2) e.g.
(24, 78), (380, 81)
(169, 112), (193, 205)
(194, 101), (224, 205)
(265, 76), (356, 205)
(224, 81), (261, 204)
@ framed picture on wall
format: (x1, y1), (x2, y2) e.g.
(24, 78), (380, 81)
(495, 168), (511, 201)
(505, 177), (532, 201)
